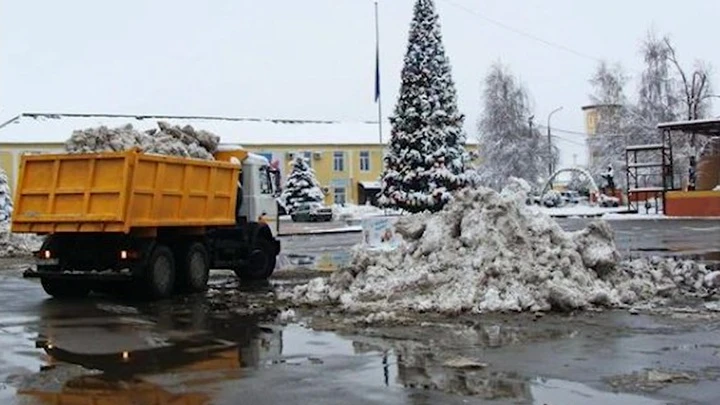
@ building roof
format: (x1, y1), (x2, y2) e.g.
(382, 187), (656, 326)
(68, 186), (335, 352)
(0, 113), (393, 146)
(657, 118), (720, 136)
(580, 103), (623, 111)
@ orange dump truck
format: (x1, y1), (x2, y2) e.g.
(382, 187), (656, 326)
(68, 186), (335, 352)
(11, 147), (280, 299)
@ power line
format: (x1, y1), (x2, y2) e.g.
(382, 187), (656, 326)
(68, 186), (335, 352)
(438, 0), (601, 63)
(550, 134), (585, 147)
(537, 125), (628, 139)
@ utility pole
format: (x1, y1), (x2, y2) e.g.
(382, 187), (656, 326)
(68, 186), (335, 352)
(547, 106), (563, 177)
(528, 115), (534, 138)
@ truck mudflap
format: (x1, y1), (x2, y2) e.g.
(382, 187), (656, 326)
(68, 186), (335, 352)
(273, 239), (281, 256)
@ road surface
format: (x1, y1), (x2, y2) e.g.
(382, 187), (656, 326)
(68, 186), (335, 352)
(1, 218), (719, 404)
(0, 264), (719, 404)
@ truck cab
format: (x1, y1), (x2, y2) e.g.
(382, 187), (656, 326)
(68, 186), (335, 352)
(237, 152), (280, 235)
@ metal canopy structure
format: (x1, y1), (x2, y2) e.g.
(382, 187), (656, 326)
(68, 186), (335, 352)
(624, 118), (720, 214)
(657, 118), (720, 136)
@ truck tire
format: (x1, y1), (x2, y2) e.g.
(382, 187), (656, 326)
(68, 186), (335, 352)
(235, 238), (276, 281)
(145, 245), (175, 299)
(177, 242), (209, 293)
(40, 278), (90, 299)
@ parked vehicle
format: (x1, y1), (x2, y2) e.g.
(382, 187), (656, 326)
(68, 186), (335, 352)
(560, 190), (581, 205)
(12, 148), (281, 299)
(599, 194), (620, 207)
(291, 202), (333, 222)
(525, 194), (542, 205)
(542, 190), (563, 208)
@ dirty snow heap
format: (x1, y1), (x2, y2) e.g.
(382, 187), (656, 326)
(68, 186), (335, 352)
(65, 121), (220, 160)
(292, 178), (717, 313)
(0, 169), (43, 257)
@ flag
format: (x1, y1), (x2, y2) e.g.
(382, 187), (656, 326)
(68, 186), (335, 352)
(374, 39), (381, 102)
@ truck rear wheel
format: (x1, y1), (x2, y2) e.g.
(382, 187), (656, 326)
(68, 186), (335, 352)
(235, 238), (276, 281)
(177, 242), (209, 293)
(144, 245), (175, 299)
(40, 278), (90, 299)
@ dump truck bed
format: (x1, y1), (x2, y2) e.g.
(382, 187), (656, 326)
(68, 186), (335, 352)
(11, 150), (239, 234)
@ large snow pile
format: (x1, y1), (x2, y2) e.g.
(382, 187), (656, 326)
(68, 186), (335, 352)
(0, 222), (43, 257)
(65, 121), (220, 159)
(0, 170), (42, 257)
(0, 168), (12, 222)
(291, 178), (717, 313)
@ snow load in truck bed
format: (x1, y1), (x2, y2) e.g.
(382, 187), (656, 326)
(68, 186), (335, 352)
(290, 178), (717, 313)
(64, 121), (220, 160)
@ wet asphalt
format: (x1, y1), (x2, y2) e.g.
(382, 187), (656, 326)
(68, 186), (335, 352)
(0, 219), (719, 404)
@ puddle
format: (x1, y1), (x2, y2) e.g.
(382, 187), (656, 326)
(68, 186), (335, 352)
(3, 296), (399, 405)
(1, 284), (712, 404)
(531, 377), (664, 404)
(280, 324), (356, 357)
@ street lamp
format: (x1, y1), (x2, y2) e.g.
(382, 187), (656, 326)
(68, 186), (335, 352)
(547, 106), (563, 177)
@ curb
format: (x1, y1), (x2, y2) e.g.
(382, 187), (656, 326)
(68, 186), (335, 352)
(278, 227), (363, 237)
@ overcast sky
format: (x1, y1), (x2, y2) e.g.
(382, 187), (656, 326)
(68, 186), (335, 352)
(2, 0), (719, 166)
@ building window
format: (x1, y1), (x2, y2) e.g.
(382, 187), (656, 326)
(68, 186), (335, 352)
(259, 166), (273, 195)
(302, 151), (312, 168)
(333, 151), (344, 172)
(333, 186), (346, 205)
(359, 151), (370, 171)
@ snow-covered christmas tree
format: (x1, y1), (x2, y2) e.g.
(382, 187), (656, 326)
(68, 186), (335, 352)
(0, 168), (13, 222)
(278, 155), (324, 213)
(378, 0), (467, 213)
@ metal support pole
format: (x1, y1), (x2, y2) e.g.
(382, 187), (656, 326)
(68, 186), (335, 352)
(374, 0), (383, 145)
(547, 106), (563, 178)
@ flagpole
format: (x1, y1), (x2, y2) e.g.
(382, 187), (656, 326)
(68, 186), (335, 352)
(374, 0), (383, 145)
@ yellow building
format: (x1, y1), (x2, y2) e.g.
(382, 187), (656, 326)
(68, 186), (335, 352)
(581, 103), (622, 168)
(0, 113), (477, 206)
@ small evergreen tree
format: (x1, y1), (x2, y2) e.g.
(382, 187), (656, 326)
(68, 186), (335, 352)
(378, 0), (467, 213)
(278, 155), (324, 213)
(0, 168), (12, 222)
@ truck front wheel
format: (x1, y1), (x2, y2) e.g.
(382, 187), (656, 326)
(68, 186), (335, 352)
(144, 245), (176, 299)
(40, 278), (90, 299)
(235, 238), (276, 281)
(177, 242), (209, 293)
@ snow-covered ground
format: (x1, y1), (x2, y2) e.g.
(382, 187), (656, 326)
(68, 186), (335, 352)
(332, 204), (396, 222)
(289, 178), (718, 315)
(0, 222), (43, 257)
(530, 204), (626, 218)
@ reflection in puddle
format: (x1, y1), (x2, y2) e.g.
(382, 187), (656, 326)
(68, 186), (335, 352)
(531, 377), (663, 405)
(2, 294), (681, 405)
